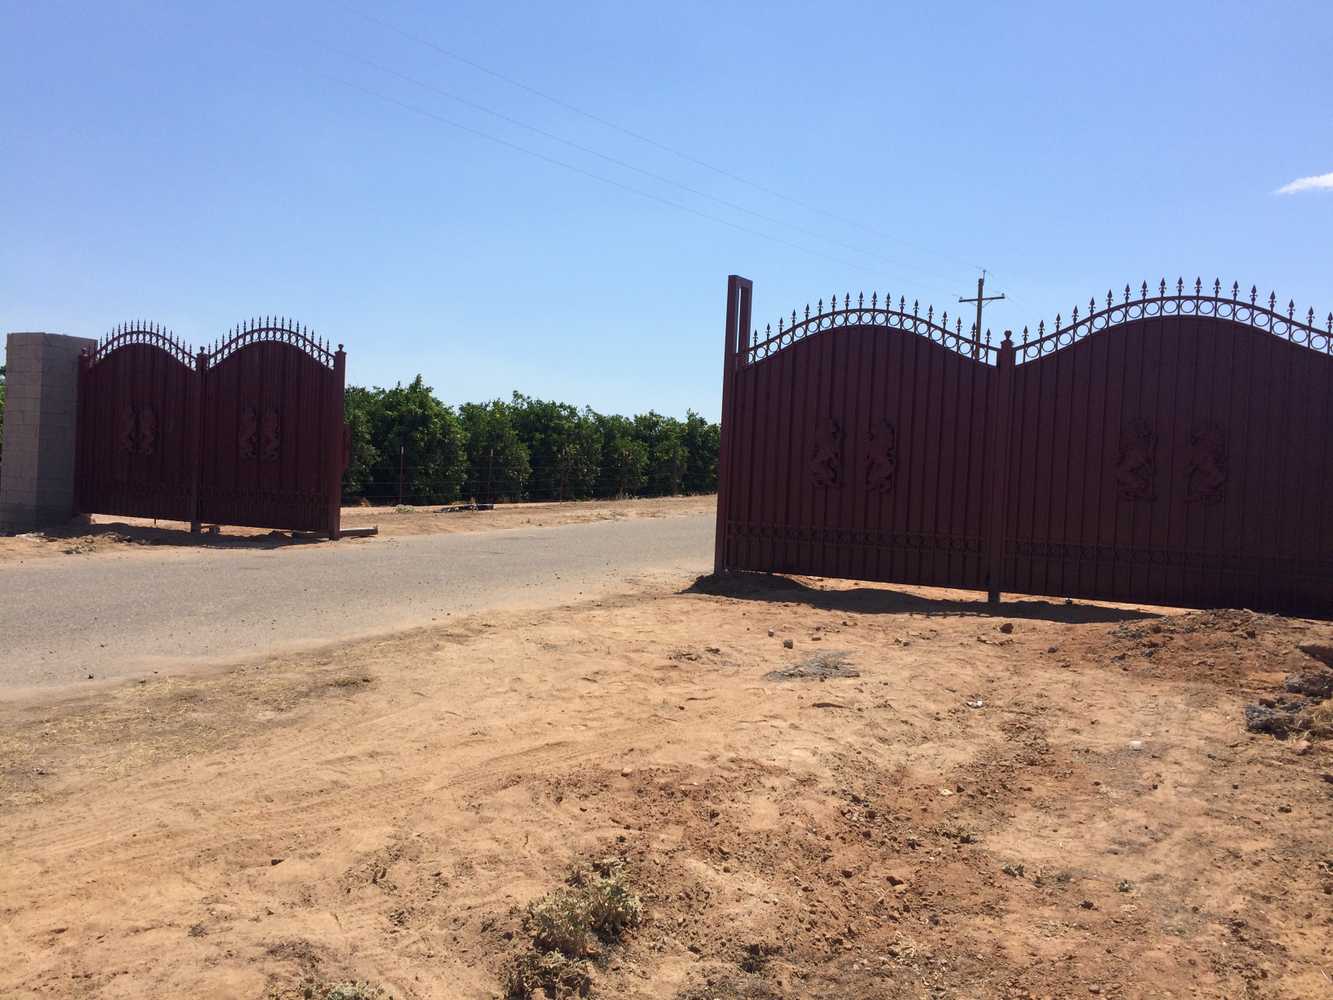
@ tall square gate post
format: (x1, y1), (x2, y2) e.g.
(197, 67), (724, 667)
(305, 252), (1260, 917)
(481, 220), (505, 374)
(0, 332), (98, 533)
(714, 276), (752, 576)
(326, 345), (346, 540)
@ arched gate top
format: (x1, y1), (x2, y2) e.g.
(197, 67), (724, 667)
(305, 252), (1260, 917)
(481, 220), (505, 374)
(746, 291), (994, 366)
(209, 317), (341, 369)
(88, 317), (344, 369)
(88, 321), (194, 367)
(1016, 277), (1333, 362)
(744, 278), (1331, 367)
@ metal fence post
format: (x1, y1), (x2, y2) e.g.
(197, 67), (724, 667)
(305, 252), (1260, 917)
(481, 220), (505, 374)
(190, 349), (207, 534)
(986, 332), (1016, 604)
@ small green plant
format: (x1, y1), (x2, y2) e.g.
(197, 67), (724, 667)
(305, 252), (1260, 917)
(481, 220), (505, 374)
(575, 866), (643, 940)
(526, 887), (596, 957)
(504, 863), (643, 998)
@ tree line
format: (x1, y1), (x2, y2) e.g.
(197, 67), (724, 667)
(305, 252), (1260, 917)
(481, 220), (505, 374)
(343, 376), (719, 505)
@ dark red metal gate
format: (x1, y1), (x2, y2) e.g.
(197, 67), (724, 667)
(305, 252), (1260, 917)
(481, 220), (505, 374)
(76, 318), (347, 537)
(715, 276), (1333, 613)
(75, 324), (199, 524)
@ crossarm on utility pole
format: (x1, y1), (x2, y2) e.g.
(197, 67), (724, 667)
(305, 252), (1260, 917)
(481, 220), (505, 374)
(959, 272), (1005, 342)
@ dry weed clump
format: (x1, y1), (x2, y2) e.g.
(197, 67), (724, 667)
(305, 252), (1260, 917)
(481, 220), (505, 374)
(268, 981), (392, 1000)
(1307, 700), (1333, 738)
(503, 862), (643, 999)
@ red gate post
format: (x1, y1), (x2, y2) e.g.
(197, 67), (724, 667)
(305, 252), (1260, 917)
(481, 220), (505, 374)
(714, 275), (752, 576)
(189, 348), (207, 534)
(985, 332), (1016, 604)
(326, 345), (347, 540)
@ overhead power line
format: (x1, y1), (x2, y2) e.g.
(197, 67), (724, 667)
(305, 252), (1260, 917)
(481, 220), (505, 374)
(323, 74), (877, 274)
(325, 45), (950, 281)
(342, 3), (985, 276)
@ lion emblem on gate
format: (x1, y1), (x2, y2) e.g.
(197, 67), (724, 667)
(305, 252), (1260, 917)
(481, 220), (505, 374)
(809, 417), (843, 489)
(1115, 419), (1157, 501)
(1185, 420), (1227, 504)
(864, 418), (898, 494)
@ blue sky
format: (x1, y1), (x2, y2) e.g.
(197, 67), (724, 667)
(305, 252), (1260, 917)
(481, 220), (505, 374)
(3, 0), (1329, 419)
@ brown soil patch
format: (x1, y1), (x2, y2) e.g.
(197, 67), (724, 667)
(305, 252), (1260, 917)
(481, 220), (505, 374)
(1, 576), (1330, 998)
(0, 494), (715, 564)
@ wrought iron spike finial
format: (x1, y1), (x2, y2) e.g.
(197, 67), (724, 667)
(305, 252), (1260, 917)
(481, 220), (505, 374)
(1176, 277), (1184, 295)
(871, 291), (877, 308)
(1288, 299), (1295, 319)
(1141, 281), (1148, 300)
(927, 304), (933, 322)
(1231, 281), (1239, 300)
(912, 299), (919, 316)
(858, 291), (863, 308)
(1268, 291), (1276, 309)
(1212, 278), (1221, 296)
(1159, 279), (1168, 296)
(1021, 325), (1029, 344)
(817, 298), (824, 314)
(1194, 277), (1202, 295)
(1124, 284), (1132, 303)
(1250, 285), (1257, 304)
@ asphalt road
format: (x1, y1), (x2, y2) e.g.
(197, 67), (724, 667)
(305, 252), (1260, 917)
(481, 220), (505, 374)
(0, 514), (714, 693)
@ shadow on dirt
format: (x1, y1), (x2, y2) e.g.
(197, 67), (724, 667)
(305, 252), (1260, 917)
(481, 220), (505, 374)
(32, 520), (324, 552)
(685, 572), (1159, 625)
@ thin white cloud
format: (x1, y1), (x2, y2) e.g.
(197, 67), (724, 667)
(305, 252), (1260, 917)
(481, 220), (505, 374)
(1275, 172), (1333, 195)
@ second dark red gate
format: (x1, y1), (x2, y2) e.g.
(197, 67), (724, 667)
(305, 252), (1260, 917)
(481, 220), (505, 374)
(715, 276), (1333, 614)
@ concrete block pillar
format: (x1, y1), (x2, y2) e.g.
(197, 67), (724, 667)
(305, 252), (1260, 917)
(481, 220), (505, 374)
(0, 332), (97, 533)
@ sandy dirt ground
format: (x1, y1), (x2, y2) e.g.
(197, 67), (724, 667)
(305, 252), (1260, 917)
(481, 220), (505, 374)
(2, 571), (1331, 999)
(0, 495), (716, 564)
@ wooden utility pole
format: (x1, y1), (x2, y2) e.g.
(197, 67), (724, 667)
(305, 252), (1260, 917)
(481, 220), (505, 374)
(959, 271), (1005, 342)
